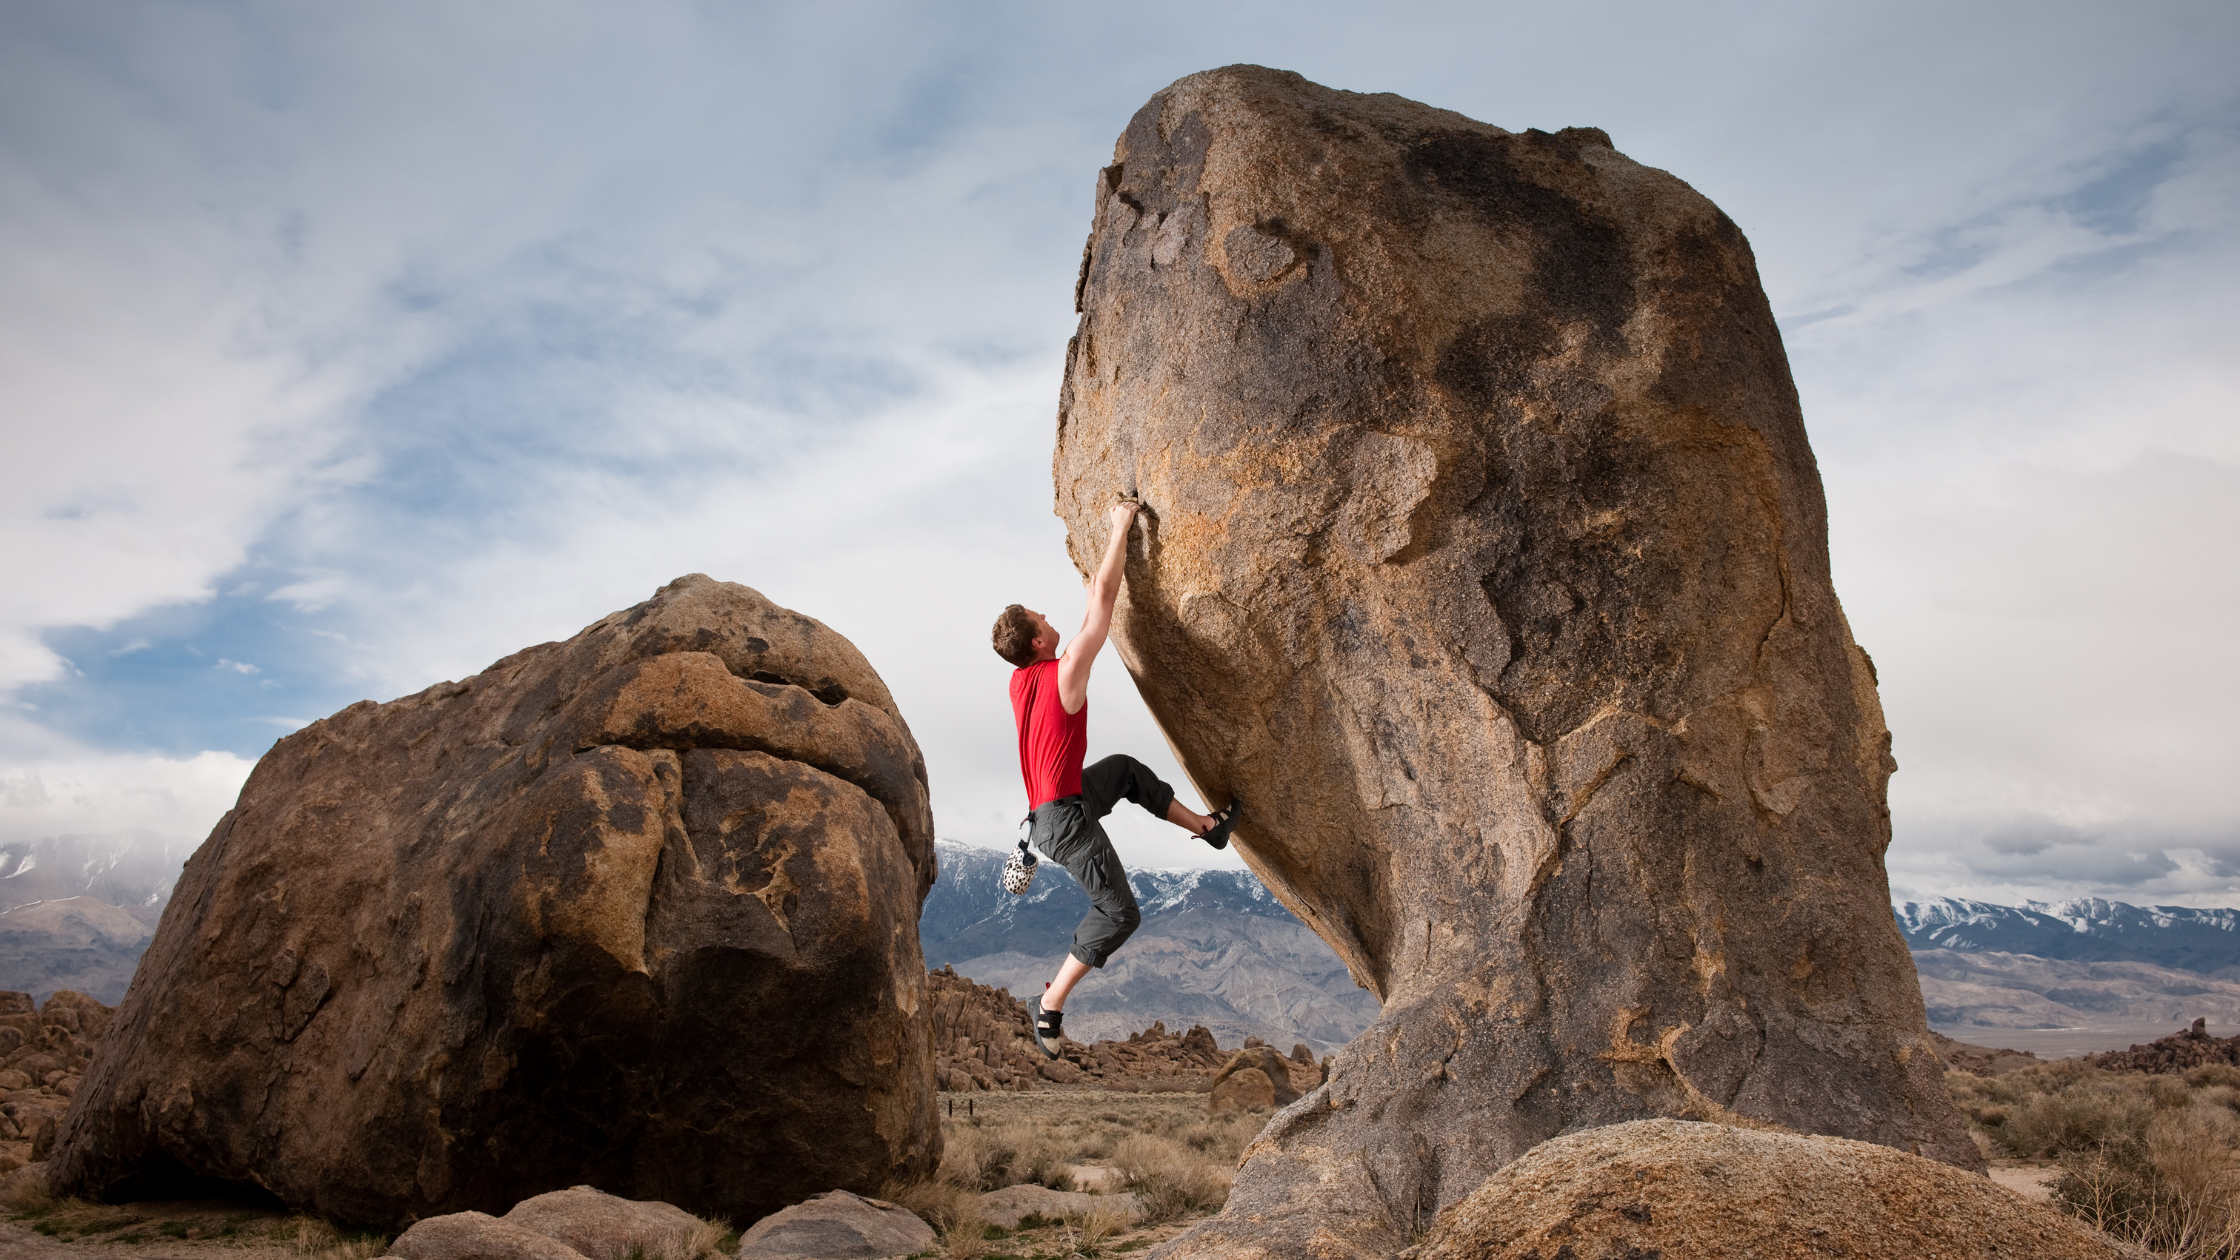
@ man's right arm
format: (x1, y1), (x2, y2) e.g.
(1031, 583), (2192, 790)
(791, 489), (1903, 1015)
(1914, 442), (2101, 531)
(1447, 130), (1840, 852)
(1057, 500), (1138, 714)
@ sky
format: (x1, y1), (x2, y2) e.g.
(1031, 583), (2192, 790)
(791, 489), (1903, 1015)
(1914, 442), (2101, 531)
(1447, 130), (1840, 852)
(1, 0), (2234, 906)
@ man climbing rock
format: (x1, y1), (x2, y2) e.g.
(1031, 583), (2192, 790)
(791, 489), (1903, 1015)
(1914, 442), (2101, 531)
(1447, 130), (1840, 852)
(990, 497), (1242, 1059)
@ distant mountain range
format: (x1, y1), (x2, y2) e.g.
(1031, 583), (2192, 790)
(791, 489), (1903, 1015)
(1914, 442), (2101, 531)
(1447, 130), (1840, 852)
(12, 829), (2240, 1039)
(0, 896), (153, 1003)
(923, 841), (1379, 1054)
(1, 831), (191, 927)
(1896, 898), (2240, 978)
(0, 832), (188, 1002)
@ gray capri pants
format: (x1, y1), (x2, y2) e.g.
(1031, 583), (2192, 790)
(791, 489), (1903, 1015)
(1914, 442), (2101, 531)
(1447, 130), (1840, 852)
(1029, 754), (1177, 968)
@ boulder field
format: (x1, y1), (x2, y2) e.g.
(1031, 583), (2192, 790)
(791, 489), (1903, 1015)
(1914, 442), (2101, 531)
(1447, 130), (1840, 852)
(928, 965), (1289, 1093)
(48, 576), (940, 1229)
(0, 990), (110, 1172)
(1054, 66), (1974, 1257)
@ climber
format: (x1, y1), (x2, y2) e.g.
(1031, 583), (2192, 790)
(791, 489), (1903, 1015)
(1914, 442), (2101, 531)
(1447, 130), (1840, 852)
(990, 497), (1242, 1060)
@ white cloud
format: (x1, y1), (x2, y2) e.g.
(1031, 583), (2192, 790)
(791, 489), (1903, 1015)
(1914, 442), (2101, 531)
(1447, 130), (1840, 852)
(0, 716), (250, 847)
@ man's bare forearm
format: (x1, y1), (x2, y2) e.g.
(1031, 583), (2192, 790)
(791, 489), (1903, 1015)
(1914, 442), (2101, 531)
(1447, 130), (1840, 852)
(1087, 505), (1133, 611)
(1058, 502), (1139, 710)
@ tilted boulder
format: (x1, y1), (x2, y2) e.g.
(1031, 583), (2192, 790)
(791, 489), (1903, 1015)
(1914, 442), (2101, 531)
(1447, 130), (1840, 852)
(50, 575), (939, 1228)
(1054, 67), (1974, 1256)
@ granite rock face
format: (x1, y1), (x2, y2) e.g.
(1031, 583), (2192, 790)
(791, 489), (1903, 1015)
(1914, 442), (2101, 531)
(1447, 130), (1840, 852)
(50, 575), (938, 1228)
(1054, 66), (1973, 1257)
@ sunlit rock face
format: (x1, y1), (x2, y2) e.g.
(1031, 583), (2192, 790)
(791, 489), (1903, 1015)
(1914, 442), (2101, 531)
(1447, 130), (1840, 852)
(1053, 65), (1974, 1260)
(49, 575), (938, 1229)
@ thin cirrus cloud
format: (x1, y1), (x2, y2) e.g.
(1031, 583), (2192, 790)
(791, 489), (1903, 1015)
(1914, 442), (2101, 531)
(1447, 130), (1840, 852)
(0, 0), (2235, 890)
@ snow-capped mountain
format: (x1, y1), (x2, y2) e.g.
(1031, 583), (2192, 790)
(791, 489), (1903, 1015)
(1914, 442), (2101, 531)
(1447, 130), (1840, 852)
(0, 831), (192, 927)
(1896, 897), (2240, 978)
(923, 840), (1378, 1054)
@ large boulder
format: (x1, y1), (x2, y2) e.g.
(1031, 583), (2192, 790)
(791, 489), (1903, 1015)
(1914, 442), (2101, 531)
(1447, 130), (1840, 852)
(1055, 67), (1973, 1257)
(1415, 1120), (2144, 1260)
(49, 576), (939, 1228)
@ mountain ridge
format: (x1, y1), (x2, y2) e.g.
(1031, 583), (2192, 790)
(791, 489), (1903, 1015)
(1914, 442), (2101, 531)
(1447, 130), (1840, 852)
(1897, 896), (2240, 976)
(924, 841), (1378, 1053)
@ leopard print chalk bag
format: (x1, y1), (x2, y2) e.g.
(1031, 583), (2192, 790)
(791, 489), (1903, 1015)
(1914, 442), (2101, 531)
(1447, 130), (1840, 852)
(1002, 837), (1038, 895)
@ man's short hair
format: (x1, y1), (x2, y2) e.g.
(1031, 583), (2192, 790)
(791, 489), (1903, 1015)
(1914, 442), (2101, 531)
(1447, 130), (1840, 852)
(991, 604), (1040, 668)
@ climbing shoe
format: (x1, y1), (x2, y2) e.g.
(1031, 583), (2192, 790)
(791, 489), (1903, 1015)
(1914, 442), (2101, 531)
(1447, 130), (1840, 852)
(1201, 800), (1244, 850)
(1029, 994), (1064, 1059)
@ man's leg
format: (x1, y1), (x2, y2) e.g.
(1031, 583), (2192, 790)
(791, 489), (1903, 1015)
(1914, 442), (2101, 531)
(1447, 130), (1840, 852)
(1044, 954), (1093, 1011)
(1082, 754), (1214, 835)
(1043, 816), (1141, 1011)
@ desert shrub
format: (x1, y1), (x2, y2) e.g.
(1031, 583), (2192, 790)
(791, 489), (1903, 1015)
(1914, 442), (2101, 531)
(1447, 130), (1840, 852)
(0, 1173), (54, 1213)
(1948, 1060), (2240, 1256)
(1072, 1196), (1131, 1252)
(938, 1125), (996, 1189)
(287, 1216), (392, 1260)
(2009, 1080), (2156, 1157)
(932, 1117), (1074, 1191)
(1111, 1132), (1233, 1223)
(2154, 1077), (2199, 1109)
(658, 1217), (738, 1260)
(2056, 1105), (2240, 1258)
(881, 1177), (987, 1260)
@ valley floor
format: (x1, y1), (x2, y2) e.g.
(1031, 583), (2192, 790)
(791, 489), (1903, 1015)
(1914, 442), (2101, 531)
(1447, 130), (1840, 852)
(1935, 1022), (2240, 1057)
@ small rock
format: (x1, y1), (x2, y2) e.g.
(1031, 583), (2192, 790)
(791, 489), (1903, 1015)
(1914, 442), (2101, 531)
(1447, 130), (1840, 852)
(1210, 1047), (1300, 1106)
(387, 1211), (591, 1260)
(735, 1190), (936, 1260)
(0, 1161), (46, 1201)
(501, 1185), (707, 1260)
(1064, 1165), (1121, 1192)
(1207, 1068), (1274, 1113)
(977, 1184), (1137, 1229)
(1038, 1058), (1083, 1085)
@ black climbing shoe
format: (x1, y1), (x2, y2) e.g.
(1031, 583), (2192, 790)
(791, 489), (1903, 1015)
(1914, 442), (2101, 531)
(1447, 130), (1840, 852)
(1029, 994), (1064, 1059)
(1200, 800), (1244, 850)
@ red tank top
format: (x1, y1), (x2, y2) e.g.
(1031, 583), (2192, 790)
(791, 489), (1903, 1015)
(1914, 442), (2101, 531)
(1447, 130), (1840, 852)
(1011, 658), (1086, 808)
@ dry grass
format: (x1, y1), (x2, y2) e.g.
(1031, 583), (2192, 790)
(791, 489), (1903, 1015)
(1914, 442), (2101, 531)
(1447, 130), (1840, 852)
(880, 1174), (990, 1260)
(1109, 1132), (1234, 1223)
(1949, 1061), (2240, 1257)
(643, 1216), (737, 1260)
(287, 1215), (393, 1260)
(0, 1174), (56, 1213)
(894, 1091), (1268, 1253)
